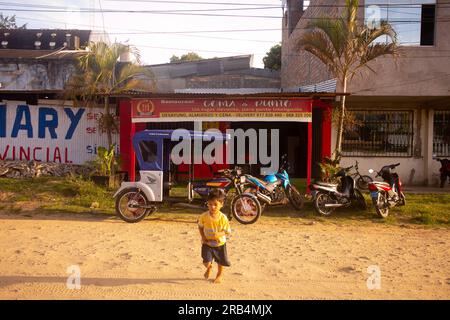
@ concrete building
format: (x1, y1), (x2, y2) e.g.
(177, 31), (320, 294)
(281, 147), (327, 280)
(281, 0), (450, 186)
(0, 29), (118, 165)
(147, 55), (280, 93)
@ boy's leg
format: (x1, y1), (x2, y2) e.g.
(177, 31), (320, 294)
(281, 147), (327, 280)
(203, 262), (212, 279)
(214, 263), (223, 284)
(202, 244), (213, 279)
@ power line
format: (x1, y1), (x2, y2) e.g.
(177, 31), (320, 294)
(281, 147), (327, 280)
(10, 14), (450, 52)
(3, 1), (450, 9)
(103, 0), (450, 9)
(104, 0), (281, 5)
(4, 7), (450, 22)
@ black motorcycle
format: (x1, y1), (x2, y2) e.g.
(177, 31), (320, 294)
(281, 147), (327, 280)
(310, 165), (367, 216)
(436, 158), (450, 188)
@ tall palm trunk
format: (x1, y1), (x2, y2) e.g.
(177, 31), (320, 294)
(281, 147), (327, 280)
(104, 96), (113, 147)
(103, 95), (116, 176)
(335, 76), (347, 156)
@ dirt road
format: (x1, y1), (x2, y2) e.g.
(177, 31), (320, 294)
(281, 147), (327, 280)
(0, 212), (449, 299)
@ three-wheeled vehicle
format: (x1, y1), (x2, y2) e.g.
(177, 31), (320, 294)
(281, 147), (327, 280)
(113, 130), (262, 223)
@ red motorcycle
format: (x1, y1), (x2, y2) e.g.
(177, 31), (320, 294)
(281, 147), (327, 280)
(436, 158), (450, 188)
(368, 163), (406, 218)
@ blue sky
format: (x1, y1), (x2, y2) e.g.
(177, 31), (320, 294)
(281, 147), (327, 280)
(1, 0), (283, 67)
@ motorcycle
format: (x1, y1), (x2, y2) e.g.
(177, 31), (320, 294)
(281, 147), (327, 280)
(435, 158), (450, 188)
(309, 165), (367, 216)
(241, 154), (305, 212)
(367, 163), (406, 218)
(211, 167), (262, 225)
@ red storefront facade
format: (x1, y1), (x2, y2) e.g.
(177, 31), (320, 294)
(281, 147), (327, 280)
(118, 94), (334, 189)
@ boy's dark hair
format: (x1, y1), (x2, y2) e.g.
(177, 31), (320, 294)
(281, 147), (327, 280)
(207, 188), (226, 202)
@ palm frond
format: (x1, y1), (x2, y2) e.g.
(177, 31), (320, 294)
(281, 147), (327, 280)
(298, 30), (342, 76)
(306, 18), (347, 57)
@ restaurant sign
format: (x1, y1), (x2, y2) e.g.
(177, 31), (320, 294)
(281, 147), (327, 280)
(131, 98), (312, 123)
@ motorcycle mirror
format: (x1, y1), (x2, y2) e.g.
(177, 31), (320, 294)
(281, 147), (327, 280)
(368, 169), (374, 174)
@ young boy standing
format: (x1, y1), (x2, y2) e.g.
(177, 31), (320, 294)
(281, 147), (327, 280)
(197, 188), (231, 284)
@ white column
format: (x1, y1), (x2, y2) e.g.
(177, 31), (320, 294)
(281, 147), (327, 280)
(425, 108), (435, 186)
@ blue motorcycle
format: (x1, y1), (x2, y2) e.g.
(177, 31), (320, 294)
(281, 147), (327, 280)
(242, 154), (304, 212)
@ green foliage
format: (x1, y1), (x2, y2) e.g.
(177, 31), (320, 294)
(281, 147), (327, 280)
(318, 151), (342, 183)
(263, 43), (281, 70)
(0, 14), (27, 29)
(64, 41), (155, 146)
(170, 52), (203, 63)
(88, 144), (120, 176)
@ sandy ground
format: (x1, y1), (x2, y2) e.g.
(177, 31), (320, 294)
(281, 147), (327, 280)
(0, 211), (449, 300)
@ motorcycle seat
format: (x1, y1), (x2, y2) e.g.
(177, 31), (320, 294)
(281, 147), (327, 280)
(315, 182), (338, 188)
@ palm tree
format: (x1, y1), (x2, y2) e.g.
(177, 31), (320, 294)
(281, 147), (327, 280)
(298, 0), (398, 159)
(64, 41), (155, 147)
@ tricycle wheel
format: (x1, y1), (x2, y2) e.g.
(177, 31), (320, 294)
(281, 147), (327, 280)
(115, 188), (154, 223)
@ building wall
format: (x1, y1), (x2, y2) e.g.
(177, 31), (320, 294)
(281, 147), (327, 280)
(0, 99), (119, 165)
(281, 0), (450, 96)
(281, 0), (346, 89)
(148, 55), (280, 93)
(282, 0), (450, 186)
(330, 101), (446, 186)
(0, 60), (75, 91)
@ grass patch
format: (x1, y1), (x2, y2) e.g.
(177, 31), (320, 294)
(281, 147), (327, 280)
(0, 176), (449, 227)
(0, 176), (115, 215)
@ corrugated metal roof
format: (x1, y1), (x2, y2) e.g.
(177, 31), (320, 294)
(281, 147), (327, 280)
(284, 79), (338, 93)
(113, 91), (346, 99)
(0, 49), (87, 60)
(175, 88), (281, 94)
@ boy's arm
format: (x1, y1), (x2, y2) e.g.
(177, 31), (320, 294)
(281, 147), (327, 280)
(198, 226), (207, 243)
(215, 217), (231, 240)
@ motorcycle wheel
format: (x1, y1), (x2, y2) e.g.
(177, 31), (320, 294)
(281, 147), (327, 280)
(243, 187), (268, 213)
(374, 192), (389, 218)
(399, 192), (406, 206)
(230, 194), (262, 225)
(356, 175), (373, 190)
(115, 188), (154, 223)
(286, 185), (304, 210)
(313, 192), (336, 216)
(353, 189), (367, 210)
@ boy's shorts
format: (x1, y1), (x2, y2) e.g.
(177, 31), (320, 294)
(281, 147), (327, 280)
(201, 243), (231, 267)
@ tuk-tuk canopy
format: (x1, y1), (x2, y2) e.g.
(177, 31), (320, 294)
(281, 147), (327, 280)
(132, 130), (230, 171)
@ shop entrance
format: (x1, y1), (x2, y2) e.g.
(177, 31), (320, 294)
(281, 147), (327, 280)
(229, 121), (308, 178)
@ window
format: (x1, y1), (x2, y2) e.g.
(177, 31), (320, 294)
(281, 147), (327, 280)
(365, 0), (436, 46)
(342, 110), (414, 157)
(139, 140), (157, 163)
(433, 110), (450, 157)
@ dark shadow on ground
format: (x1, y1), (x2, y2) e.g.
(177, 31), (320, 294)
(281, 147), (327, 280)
(0, 209), (116, 223)
(0, 275), (201, 288)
